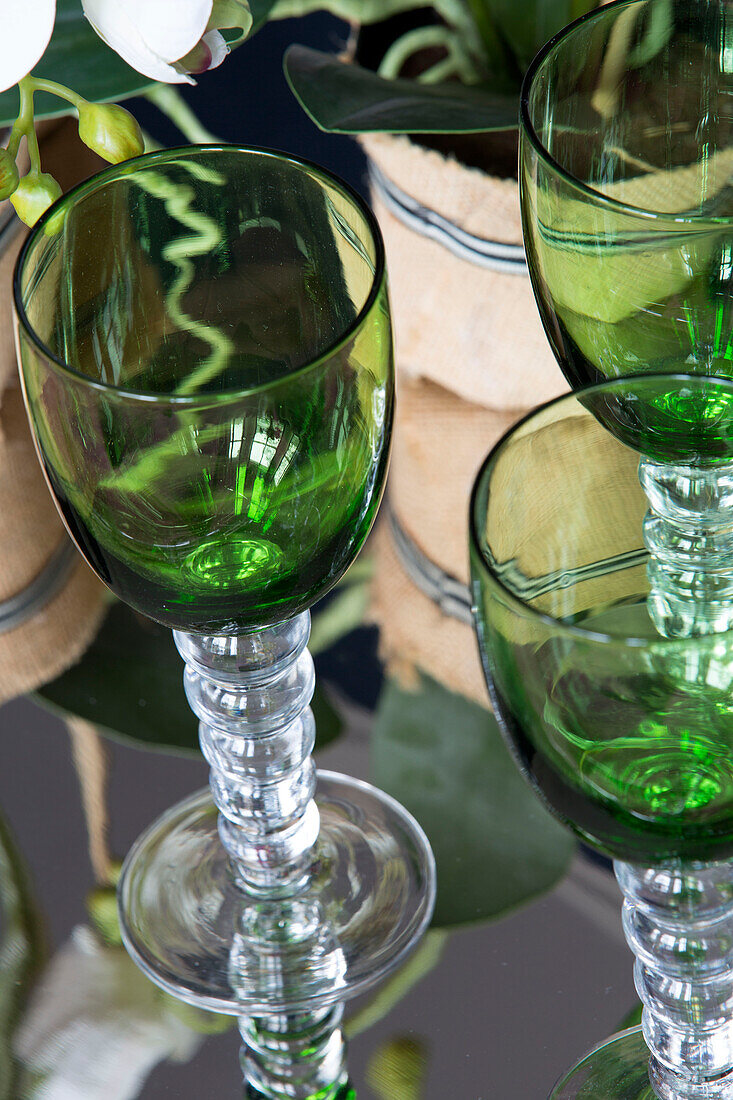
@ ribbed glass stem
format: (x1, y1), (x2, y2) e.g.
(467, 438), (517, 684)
(627, 459), (733, 1096)
(239, 1005), (353, 1099)
(616, 860), (733, 1099)
(173, 611), (320, 895)
(640, 458), (733, 640)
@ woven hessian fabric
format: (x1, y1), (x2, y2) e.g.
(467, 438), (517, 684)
(360, 133), (570, 703)
(0, 121), (107, 704)
(360, 132), (566, 410)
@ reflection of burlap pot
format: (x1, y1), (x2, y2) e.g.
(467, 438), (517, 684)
(0, 126), (107, 706)
(369, 377), (526, 706)
(361, 133), (566, 703)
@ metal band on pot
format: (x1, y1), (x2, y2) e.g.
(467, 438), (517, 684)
(0, 538), (78, 634)
(368, 161), (527, 275)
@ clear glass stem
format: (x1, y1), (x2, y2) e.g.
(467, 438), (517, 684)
(174, 611), (319, 896)
(628, 460), (733, 1096)
(174, 615), (355, 1095)
(639, 458), (733, 639)
(616, 860), (733, 1099)
(239, 1005), (353, 1099)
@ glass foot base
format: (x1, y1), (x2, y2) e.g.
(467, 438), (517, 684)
(118, 770), (436, 1015)
(550, 1028), (654, 1100)
(550, 1027), (733, 1100)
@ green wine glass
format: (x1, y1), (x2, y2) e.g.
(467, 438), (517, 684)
(471, 374), (733, 1100)
(13, 145), (435, 1099)
(516, 4), (733, 1091)
(520, 0), (733, 393)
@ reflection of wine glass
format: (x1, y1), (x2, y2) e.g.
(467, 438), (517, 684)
(13, 145), (435, 1095)
(520, 0), (733, 393)
(470, 374), (733, 1100)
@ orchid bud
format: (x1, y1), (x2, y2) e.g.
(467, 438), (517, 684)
(87, 885), (122, 946)
(87, 860), (123, 945)
(78, 101), (144, 165)
(10, 171), (62, 227)
(0, 148), (20, 201)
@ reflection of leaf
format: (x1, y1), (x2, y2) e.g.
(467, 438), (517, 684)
(527, 149), (733, 329)
(310, 580), (370, 656)
(33, 603), (342, 756)
(616, 1002), (643, 1031)
(0, 812), (46, 1099)
(551, 1025), (650, 1096)
(346, 929), (446, 1039)
(372, 675), (575, 927)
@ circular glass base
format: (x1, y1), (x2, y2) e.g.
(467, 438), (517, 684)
(550, 1027), (733, 1100)
(550, 1028), (654, 1100)
(118, 771), (436, 1015)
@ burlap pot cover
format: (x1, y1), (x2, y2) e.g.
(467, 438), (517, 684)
(359, 133), (572, 701)
(360, 132), (566, 411)
(0, 124), (107, 705)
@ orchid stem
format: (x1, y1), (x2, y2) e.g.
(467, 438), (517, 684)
(377, 26), (453, 80)
(16, 78), (41, 174)
(145, 83), (221, 145)
(27, 76), (85, 110)
(141, 128), (163, 153)
(3, 75), (85, 184)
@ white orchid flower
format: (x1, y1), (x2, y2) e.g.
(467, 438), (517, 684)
(82, 0), (252, 85)
(15, 926), (209, 1100)
(1, 0), (56, 93)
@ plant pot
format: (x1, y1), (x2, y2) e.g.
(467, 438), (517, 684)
(0, 120), (107, 705)
(360, 132), (567, 702)
(360, 132), (563, 408)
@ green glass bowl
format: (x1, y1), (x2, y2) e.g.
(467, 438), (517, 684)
(14, 145), (394, 634)
(520, 0), (733, 392)
(470, 374), (733, 863)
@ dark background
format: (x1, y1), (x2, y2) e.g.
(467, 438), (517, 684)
(132, 15), (367, 196)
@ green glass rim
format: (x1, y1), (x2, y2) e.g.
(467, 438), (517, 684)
(12, 143), (387, 406)
(519, 0), (733, 226)
(468, 372), (733, 649)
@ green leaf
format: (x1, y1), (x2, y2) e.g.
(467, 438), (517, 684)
(463, 0), (523, 88)
(0, 0), (155, 128)
(33, 602), (342, 756)
(476, 0), (598, 75)
(371, 674), (575, 927)
(284, 46), (518, 133)
(270, 0), (422, 21)
(249, 0), (286, 32)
